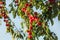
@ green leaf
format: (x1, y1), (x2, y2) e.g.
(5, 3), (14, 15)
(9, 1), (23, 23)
(58, 14), (60, 21)
(10, 28), (14, 35)
(32, 31), (36, 37)
(52, 8), (58, 18)
(13, 33), (16, 38)
(21, 22), (24, 28)
(0, 16), (2, 19)
(12, 11), (16, 18)
(9, 3), (13, 7)
(6, 28), (10, 33)
(16, 32), (23, 38)
(50, 19), (54, 25)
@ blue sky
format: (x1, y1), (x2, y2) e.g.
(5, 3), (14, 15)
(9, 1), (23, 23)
(0, 0), (60, 40)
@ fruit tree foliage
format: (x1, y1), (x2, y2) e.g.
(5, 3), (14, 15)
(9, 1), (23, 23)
(0, 0), (60, 40)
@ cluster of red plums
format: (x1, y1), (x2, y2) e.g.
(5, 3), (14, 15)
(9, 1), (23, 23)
(21, 2), (42, 39)
(0, 1), (5, 8)
(2, 11), (10, 29)
(21, 0), (55, 39)
(0, 1), (10, 29)
(0, 0), (55, 39)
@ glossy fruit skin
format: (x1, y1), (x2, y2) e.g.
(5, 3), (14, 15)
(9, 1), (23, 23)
(29, 15), (34, 24)
(37, 22), (42, 26)
(34, 17), (39, 22)
(29, 15), (34, 21)
(1, 13), (5, 16)
(4, 15), (8, 19)
(4, 19), (8, 23)
(25, 3), (29, 8)
(27, 29), (30, 32)
(1, 11), (8, 19)
(6, 23), (10, 26)
(26, 11), (30, 16)
(21, 8), (26, 13)
(0, 1), (4, 4)
(29, 25), (33, 30)
(29, 19), (33, 24)
(27, 30), (32, 35)
(28, 31), (32, 35)
(0, 6), (3, 8)
(28, 35), (32, 39)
